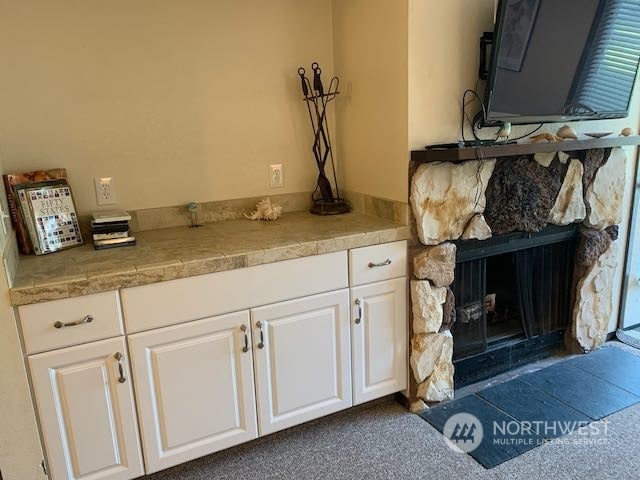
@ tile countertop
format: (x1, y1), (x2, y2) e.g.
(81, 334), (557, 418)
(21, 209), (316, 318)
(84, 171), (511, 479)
(10, 212), (410, 306)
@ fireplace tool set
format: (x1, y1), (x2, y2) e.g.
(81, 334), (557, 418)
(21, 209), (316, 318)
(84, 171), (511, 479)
(298, 62), (350, 215)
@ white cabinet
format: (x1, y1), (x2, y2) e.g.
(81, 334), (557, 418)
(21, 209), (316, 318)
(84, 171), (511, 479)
(251, 289), (351, 435)
(350, 278), (407, 405)
(22, 241), (408, 478)
(28, 337), (144, 480)
(127, 310), (257, 473)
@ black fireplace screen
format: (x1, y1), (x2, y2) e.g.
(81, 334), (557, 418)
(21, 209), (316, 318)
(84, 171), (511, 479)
(452, 226), (578, 360)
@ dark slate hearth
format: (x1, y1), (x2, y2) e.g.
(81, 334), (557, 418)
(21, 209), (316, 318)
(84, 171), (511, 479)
(484, 156), (567, 235)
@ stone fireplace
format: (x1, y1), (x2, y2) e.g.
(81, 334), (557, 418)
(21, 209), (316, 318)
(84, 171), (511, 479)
(407, 145), (627, 409)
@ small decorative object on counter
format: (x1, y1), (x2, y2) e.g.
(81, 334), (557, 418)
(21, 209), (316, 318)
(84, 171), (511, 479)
(620, 127), (633, 137)
(187, 202), (201, 228)
(556, 125), (578, 140)
(297, 62), (350, 215)
(91, 209), (135, 250)
(245, 197), (283, 221)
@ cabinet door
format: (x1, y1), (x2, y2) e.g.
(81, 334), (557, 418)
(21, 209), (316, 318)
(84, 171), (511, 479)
(252, 289), (351, 435)
(29, 337), (144, 480)
(128, 310), (257, 473)
(351, 278), (407, 405)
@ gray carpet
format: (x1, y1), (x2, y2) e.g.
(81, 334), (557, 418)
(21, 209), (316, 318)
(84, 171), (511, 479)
(145, 344), (640, 480)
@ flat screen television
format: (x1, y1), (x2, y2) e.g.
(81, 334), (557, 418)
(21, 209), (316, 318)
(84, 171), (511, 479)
(485, 0), (640, 125)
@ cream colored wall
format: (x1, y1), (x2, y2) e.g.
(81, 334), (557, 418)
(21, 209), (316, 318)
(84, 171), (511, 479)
(0, 0), (334, 214)
(0, 182), (45, 480)
(0, 259), (46, 480)
(408, 0), (640, 332)
(408, 0), (495, 149)
(332, 0), (409, 204)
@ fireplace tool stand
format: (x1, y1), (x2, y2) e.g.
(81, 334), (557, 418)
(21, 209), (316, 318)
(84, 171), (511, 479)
(298, 63), (350, 215)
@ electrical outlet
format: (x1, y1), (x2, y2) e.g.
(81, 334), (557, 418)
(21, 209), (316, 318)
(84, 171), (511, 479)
(94, 177), (117, 205)
(270, 164), (284, 188)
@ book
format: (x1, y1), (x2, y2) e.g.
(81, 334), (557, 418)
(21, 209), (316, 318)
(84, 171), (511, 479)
(92, 231), (130, 241)
(20, 182), (83, 255)
(15, 179), (70, 255)
(93, 236), (136, 250)
(3, 168), (67, 254)
(92, 210), (131, 223)
(90, 221), (130, 235)
(16, 189), (40, 254)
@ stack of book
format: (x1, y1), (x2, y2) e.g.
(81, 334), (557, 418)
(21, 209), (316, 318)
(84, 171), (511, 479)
(91, 210), (136, 250)
(3, 169), (85, 255)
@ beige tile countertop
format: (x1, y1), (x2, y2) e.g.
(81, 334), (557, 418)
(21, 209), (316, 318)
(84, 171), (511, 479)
(11, 211), (410, 306)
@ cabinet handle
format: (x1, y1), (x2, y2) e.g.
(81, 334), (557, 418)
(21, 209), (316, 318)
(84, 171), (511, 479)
(355, 298), (362, 324)
(256, 321), (265, 349)
(54, 315), (93, 329)
(240, 324), (249, 353)
(114, 352), (126, 383)
(368, 259), (391, 268)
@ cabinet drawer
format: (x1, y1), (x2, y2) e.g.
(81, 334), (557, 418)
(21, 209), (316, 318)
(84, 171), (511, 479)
(122, 251), (348, 333)
(18, 291), (124, 354)
(349, 241), (407, 286)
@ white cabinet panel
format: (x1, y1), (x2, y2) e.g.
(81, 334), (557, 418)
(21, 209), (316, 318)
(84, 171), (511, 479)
(29, 337), (143, 480)
(128, 310), (257, 473)
(349, 241), (407, 286)
(19, 290), (123, 354)
(351, 278), (407, 405)
(122, 251), (348, 333)
(252, 290), (351, 435)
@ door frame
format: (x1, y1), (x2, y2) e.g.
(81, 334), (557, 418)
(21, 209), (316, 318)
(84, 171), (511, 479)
(620, 148), (640, 329)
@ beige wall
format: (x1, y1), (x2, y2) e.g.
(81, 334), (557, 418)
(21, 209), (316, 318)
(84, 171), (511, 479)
(409, 0), (495, 149)
(332, 0), (409, 204)
(0, 0), (334, 214)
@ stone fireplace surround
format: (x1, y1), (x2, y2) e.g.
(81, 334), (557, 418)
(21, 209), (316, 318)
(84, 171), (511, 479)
(407, 145), (627, 411)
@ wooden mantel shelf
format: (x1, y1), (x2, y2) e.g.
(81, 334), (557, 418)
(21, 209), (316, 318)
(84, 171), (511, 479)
(411, 135), (640, 164)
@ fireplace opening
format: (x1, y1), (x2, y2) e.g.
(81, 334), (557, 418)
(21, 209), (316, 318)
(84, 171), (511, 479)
(452, 225), (579, 386)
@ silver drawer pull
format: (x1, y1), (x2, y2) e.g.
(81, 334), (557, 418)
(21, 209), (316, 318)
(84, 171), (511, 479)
(368, 259), (391, 268)
(241, 324), (249, 353)
(256, 321), (265, 349)
(114, 352), (126, 383)
(354, 298), (362, 324)
(54, 315), (94, 329)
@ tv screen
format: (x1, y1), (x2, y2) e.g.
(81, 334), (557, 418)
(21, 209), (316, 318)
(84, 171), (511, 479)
(486, 0), (640, 125)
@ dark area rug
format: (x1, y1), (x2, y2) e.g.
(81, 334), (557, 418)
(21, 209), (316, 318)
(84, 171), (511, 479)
(419, 346), (640, 469)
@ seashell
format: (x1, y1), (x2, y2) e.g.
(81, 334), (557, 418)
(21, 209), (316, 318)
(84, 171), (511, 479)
(244, 197), (283, 221)
(557, 125), (578, 140)
(620, 127), (633, 137)
(530, 132), (561, 143)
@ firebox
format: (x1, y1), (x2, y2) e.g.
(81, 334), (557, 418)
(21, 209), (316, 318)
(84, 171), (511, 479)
(452, 224), (579, 386)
